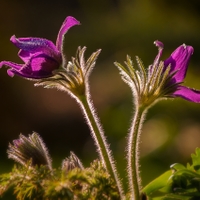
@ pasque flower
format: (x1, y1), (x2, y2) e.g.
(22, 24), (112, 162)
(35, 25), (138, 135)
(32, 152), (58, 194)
(115, 41), (200, 199)
(154, 40), (200, 103)
(0, 16), (80, 79)
(115, 40), (200, 108)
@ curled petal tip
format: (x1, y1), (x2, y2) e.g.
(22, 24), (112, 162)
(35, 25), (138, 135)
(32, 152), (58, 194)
(179, 44), (194, 58)
(154, 40), (164, 49)
(182, 43), (186, 49)
(64, 16), (80, 28)
(67, 16), (81, 25)
(0, 61), (10, 69)
(181, 43), (194, 54)
(10, 35), (16, 42)
(187, 45), (194, 55)
(152, 40), (164, 66)
(56, 16), (80, 51)
(7, 69), (15, 77)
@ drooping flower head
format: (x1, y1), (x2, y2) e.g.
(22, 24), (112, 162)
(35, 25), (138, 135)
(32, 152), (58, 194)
(0, 16), (80, 79)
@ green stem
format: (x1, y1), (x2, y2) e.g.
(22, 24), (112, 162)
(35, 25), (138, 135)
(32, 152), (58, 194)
(127, 105), (147, 200)
(78, 94), (125, 199)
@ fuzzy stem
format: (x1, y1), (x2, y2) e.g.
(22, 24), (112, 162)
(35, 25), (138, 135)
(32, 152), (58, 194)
(77, 94), (125, 199)
(127, 105), (147, 200)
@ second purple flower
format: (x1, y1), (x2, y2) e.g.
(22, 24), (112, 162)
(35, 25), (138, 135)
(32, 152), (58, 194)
(154, 41), (200, 103)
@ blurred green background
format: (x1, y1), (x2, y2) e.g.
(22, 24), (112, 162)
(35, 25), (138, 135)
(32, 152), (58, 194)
(1, 0), (200, 198)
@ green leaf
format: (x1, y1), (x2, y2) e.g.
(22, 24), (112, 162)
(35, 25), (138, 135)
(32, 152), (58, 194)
(144, 149), (200, 199)
(170, 163), (186, 171)
(191, 148), (200, 172)
(142, 170), (172, 195)
(0, 172), (13, 196)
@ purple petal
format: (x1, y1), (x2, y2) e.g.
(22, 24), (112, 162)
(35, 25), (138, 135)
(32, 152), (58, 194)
(0, 61), (22, 70)
(0, 61), (22, 77)
(164, 44), (194, 83)
(13, 139), (22, 147)
(56, 16), (80, 52)
(153, 40), (164, 66)
(173, 85), (200, 103)
(11, 35), (58, 53)
(2, 53), (60, 79)
(11, 35), (61, 62)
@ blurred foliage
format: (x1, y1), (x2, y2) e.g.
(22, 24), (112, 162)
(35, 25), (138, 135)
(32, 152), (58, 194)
(1, 133), (119, 199)
(0, 160), (119, 200)
(1, 0), (200, 199)
(143, 148), (200, 199)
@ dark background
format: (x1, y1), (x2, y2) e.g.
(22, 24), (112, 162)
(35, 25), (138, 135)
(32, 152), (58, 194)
(1, 0), (200, 197)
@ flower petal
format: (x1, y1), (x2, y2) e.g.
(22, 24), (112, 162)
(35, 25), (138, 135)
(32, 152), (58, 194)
(173, 85), (200, 103)
(153, 40), (164, 66)
(56, 16), (80, 52)
(0, 61), (21, 70)
(3, 53), (60, 79)
(0, 61), (22, 77)
(11, 35), (61, 62)
(164, 44), (194, 83)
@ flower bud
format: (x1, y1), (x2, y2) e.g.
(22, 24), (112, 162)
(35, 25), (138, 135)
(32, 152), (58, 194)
(7, 132), (52, 170)
(62, 151), (84, 173)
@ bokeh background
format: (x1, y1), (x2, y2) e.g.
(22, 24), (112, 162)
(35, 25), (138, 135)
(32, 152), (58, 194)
(1, 0), (200, 198)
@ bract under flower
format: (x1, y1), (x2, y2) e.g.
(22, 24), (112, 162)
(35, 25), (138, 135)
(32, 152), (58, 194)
(0, 16), (80, 79)
(154, 40), (200, 103)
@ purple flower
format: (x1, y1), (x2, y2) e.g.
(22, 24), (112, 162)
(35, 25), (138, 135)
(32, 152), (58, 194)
(154, 40), (200, 103)
(0, 16), (80, 79)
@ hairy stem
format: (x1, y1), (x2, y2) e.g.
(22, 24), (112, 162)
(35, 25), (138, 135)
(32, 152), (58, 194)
(127, 105), (147, 200)
(77, 94), (125, 199)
